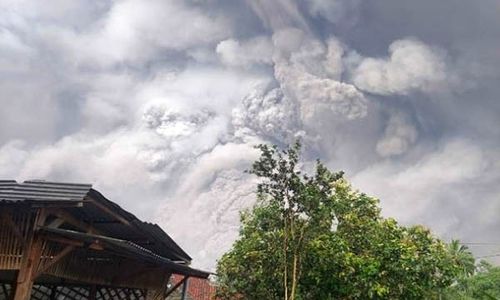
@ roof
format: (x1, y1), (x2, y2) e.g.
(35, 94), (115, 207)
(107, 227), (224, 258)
(0, 180), (91, 203)
(0, 180), (192, 262)
(40, 227), (211, 279)
(86, 188), (192, 262)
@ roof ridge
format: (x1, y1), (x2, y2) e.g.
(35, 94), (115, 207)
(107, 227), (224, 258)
(0, 179), (91, 203)
(23, 180), (93, 187)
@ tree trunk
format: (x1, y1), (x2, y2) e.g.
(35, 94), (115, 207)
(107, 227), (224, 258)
(283, 214), (288, 300)
(290, 253), (298, 300)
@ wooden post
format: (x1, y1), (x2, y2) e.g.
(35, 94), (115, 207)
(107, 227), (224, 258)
(164, 276), (187, 298)
(12, 208), (46, 300)
(146, 271), (171, 300)
(12, 235), (42, 299)
(49, 286), (58, 300)
(181, 277), (189, 300)
(89, 285), (97, 300)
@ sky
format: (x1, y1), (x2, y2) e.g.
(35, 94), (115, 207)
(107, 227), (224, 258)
(0, 0), (499, 270)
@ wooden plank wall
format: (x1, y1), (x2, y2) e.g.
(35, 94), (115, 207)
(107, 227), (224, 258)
(0, 207), (178, 299)
(0, 209), (36, 270)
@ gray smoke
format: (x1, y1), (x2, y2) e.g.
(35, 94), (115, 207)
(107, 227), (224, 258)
(0, 0), (499, 269)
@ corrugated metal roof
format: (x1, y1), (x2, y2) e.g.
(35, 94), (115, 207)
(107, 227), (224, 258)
(40, 227), (211, 279)
(0, 180), (91, 203)
(86, 189), (192, 262)
(136, 221), (192, 262)
(1, 180), (193, 263)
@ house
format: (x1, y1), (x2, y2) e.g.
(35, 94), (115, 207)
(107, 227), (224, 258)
(168, 274), (217, 300)
(0, 180), (210, 300)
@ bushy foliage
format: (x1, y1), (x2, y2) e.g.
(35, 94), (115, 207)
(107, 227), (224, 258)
(216, 143), (468, 300)
(443, 261), (500, 300)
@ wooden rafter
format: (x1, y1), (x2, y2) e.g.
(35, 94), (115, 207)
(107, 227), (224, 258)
(46, 217), (66, 229)
(0, 211), (27, 247)
(1, 183), (210, 299)
(45, 209), (101, 235)
(87, 199), (131, 227)
(41, 235), (104, 251)
(34, 245), (76, 278)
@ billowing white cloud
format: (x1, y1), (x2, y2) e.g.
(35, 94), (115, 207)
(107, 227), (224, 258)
(143, 104), (215, 139)
(6, 0), (232, 68)
(0, 61), (266, 217)
(376, 112), (418, 157)
(323, 38), (346, 80)
(305, 0), (361, 24)
(232, 83), (301, 143)
(270, 28), (367, 123)
(351, 39), (447, 95)
(79, 0), (231, 64)
(0, 28), (33, 72)
(275, 60), (367, 122)
(0, 140), (29, 178)
(158, 143), (260, 270)
(353, 139), (489, 224)
(0, 0), (499, 270)
(245, 0), (309, 31)
(216, 36), (274, 67)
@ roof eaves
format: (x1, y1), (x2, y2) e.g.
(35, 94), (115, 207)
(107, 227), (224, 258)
(40, 227), (211, 279)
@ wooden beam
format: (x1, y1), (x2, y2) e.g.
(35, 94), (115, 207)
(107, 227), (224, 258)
(49, 286), (58, 300)
(13, 209), (47, 300)
(33, 245), (75, 278)
(42, 235), (104, 251)
(30, 201), (84, 208)
(164, 276), (187, 298)
(87, 199), (131, 227)
(89, 285), (97, 300)
(145, 271), (171, 300)
(46, 217), (65, 229)
(112, 266), (160, 284)
(181, 277), (189, 300)
(45, 209), (101, 235)
(0, 211), (27, 247)
(91, 220), (121, 224)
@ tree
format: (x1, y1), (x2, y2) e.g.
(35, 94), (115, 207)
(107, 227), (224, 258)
(443, 261), (500, 299)
(447, 240), (475, 277)
(216, 142), (465, 300)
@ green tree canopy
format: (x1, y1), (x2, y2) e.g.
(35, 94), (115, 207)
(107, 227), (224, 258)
(444, 261), (500, 299)
(216, 143), (468, 300)
(447, 240), (475, 277)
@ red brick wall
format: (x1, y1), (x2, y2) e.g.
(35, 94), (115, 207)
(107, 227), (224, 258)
(171, 274), (217, 300)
